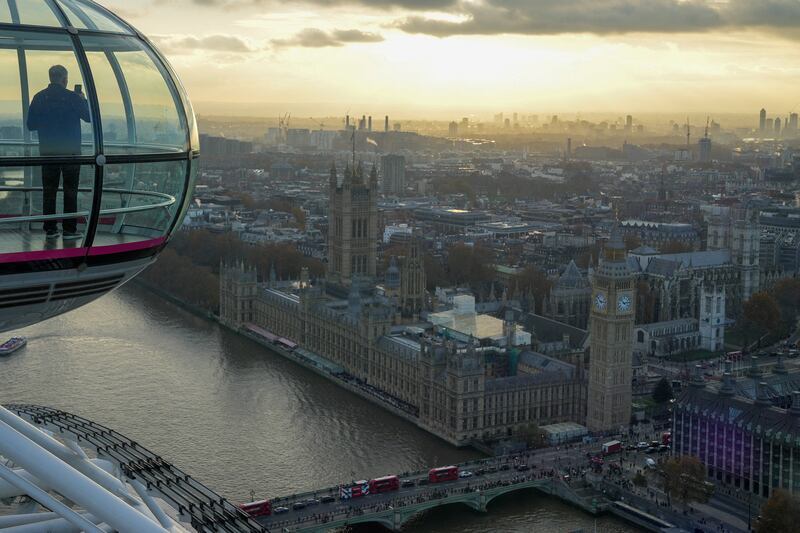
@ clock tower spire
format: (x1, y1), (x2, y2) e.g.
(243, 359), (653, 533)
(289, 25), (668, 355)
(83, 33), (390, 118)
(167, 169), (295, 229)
(587, 224), (635, 433)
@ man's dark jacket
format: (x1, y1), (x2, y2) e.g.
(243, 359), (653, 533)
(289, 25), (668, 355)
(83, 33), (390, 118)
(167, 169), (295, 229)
(27, 83), (90, 156)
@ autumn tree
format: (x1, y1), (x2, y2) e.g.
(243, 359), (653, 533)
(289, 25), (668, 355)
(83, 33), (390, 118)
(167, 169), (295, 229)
(514, 266), (552, 314)
(771, 278), (800, 333)
(517, 424), (548, 449)
(652, 377), (673, 404)
(742, 292), (782, 346)
(423, 253), (448, 291)
(660, 456), (715, 508)
(757, 490), (800, 533)
(445, 243), (495, 289)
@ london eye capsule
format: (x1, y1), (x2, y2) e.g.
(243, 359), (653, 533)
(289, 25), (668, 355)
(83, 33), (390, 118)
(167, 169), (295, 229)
(0, 0), (198, 331)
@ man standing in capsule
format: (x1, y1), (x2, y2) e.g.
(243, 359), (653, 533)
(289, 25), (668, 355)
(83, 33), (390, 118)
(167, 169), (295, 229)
(27, 65), (91, 240)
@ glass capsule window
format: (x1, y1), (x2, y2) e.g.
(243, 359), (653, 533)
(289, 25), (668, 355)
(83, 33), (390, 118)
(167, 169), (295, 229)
(0, 0), (197, 263)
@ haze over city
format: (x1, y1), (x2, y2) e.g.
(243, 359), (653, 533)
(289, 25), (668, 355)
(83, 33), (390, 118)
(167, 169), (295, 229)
(107, 0), (800, 118)
(1, 1), (800, 533)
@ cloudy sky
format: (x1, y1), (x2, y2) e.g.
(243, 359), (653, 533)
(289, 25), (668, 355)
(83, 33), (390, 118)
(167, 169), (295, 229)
(104, 0), (800, 118)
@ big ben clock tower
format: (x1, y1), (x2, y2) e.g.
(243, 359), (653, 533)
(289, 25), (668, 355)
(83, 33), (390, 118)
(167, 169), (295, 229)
(587, 225), (635, 433)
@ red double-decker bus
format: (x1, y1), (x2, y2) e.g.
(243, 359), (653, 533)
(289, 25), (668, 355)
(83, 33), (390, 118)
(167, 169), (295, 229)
(369, 475), (400, 494)
(428, 466), (459, 483)
(238, 499), (271, 517)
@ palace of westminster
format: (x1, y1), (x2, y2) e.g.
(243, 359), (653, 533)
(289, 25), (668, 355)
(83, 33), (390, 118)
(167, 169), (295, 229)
(219, 161), (646, 445)
(218, 159), (783, 446)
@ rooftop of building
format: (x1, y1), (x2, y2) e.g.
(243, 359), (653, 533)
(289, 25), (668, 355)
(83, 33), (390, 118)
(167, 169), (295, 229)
(678, 379), (800, 441)
(517, 350), (575, 378)
(524, 313), (589, 351)
(678, 361), (800, 440)
(622, 219), (695, 229)
(554, 260), (588, 289)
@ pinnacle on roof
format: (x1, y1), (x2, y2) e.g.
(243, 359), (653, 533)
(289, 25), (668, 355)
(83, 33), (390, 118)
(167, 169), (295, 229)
(607, 223), (625, 250)
(557, 259), (586, 288)
(690, 364), (706, 388)
(719, 360), (736, 396)
(774, 353), (787, 374)
(755, 381), (772, 406)
(790, 391), (800, 416)
(329, 161), (338, 185)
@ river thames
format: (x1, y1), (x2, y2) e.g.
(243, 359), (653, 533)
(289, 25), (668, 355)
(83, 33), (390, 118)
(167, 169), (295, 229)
(1, 286), (640, 532)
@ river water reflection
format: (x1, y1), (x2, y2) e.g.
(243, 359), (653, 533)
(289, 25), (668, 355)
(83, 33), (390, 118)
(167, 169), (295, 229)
(1, 286), (640, 532)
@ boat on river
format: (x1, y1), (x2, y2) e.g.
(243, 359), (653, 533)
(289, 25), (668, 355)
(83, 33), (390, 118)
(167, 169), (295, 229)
(0, 337), (26, 356)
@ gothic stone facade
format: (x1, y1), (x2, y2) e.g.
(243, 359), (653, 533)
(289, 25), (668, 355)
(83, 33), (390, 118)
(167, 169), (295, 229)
(327, 162), (378, 286)
(220, 264), (586, 446)
(586, 230), (635, 433)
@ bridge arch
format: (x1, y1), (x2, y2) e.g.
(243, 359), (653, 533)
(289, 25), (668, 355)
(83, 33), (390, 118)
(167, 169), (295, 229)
(396, 497), (484, 530)
(484, 485), (543, 510)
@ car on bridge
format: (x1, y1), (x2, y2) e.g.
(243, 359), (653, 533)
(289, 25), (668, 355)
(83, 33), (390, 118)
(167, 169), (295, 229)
(459, 470), (473, 478)
(273, 506), (289, 514)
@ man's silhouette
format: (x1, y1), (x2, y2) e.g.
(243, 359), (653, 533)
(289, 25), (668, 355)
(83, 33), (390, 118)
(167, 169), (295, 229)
(27, 65), (90, 240)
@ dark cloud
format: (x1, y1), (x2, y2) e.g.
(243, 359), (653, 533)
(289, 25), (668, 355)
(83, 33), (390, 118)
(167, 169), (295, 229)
(153, 34), (254, 53)
(188, 0), (456, 7)
(725, 0), (800, 29)
(271, 28), (384, 48)
(180, 0), (800, 40)
(396, 0), (724, 37)
(390, 0), (800, 38)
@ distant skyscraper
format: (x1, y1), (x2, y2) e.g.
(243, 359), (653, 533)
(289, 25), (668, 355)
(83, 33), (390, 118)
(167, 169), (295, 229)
(760, 108), (767, 132)
(698, 136), (712, 163)
(448, 121), (458, 137)
(381, 154), (406, 196)
(775, 118), (781, 135)
(766, 118), (774, 132)
(384, 115), (389, 133)
(504, 118), (511, 128)
(368, 115), (372, 132)
(625, 114), (633, 130)
(790, 113), (798, 132)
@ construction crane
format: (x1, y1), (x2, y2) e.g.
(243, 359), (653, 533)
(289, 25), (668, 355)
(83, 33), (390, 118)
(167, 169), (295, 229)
(686, 117), (691, 148)
(277, 112), (290, 143)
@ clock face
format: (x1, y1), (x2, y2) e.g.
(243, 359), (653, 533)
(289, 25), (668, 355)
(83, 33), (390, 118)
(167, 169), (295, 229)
(594, 292), (607, 311)
(618, 295), (632, 312)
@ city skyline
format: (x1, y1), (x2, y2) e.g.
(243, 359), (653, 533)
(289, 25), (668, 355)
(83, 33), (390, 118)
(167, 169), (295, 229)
(107, 0), (800, 118)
